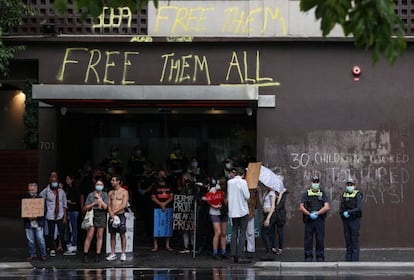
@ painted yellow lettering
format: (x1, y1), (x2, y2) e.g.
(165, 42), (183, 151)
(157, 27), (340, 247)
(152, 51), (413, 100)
(57, 48), (88, 82)
(225, 52), (243, 83)
(103, 51), (120, 84)
(179, 55), (192, 83)
(155, 6), (175, 33)
(122, 51), (139, 85)
(255, 50), (273, 83)
(172, 7), (189, 33)
(194, 8), (214, 32)
(160, 53), (175, 82)
(262, 7), (286, 35)
(243, 51), (255, 83)
(85, 49), (102, 83)
(242, 7), (261, 33)
(194, 55), (211, 85)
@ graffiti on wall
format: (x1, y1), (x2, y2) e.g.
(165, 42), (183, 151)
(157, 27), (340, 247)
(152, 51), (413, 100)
(56, 48), (280, 87)
(264, 130), (411, 219)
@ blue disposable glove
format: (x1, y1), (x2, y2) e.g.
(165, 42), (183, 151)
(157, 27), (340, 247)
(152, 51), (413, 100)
(343, 211), (350, 218)
(309, 212), (318, 220)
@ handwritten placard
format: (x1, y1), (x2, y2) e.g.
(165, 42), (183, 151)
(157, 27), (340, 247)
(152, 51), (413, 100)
(21, 198), (45, 218)
(246, 162), (261, 189)
(173, 194), (194, 231)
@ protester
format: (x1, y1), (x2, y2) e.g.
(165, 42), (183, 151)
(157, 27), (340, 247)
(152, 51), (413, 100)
(23, 183), (47, 261)
(227, 167), (251, 263)
(106, 176), (129, 262)
(82, 179), (108, 263)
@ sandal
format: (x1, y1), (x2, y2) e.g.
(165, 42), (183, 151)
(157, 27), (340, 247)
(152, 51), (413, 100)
(151, 248), (158, 252)
(165, 247), (174, 252)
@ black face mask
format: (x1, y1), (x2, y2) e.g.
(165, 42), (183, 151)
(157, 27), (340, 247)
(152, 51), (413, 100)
(159, 177), (165, 183)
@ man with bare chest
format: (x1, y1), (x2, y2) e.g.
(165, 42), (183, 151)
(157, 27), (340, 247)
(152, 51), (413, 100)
(106, 176), (129, 262)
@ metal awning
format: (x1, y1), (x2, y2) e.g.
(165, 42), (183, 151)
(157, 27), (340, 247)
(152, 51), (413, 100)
(32, 84), (258, 101)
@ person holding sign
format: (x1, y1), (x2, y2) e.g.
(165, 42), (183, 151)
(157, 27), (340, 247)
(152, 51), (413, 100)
(151, 169), (174, 252)
(22, 183), (47, 261)
(203, 177), (228, 260)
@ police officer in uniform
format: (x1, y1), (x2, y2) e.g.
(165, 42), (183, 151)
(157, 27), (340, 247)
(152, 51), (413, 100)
(299, 176), (330, 262)
(340, 178), (363, 261)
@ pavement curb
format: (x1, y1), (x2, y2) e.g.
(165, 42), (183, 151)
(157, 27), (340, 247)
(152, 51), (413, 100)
(0, 262), (32, 269)
(254, 261), (414, 272)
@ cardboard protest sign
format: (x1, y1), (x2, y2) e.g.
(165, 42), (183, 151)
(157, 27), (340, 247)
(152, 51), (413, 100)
(173, 194), (194, 231)
(245, 162), (261, 189)
(21, 198), (44, 218)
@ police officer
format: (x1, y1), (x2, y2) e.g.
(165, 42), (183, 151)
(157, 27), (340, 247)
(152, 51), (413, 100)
(299, 176), (330, 262)
(340, 178), (363, 261)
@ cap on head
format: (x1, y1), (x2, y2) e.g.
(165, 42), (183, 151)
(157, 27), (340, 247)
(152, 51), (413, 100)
(346, 178), (355, 185)
(311, 176), (320, 183)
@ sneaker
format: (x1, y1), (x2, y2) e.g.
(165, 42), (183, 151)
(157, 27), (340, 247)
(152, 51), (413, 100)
(83, 255), (88, 263)
(276, 249), (283, 255)
(179, 248), (190, 254)
(95, 254), (101, 263)
(49, 250), (56, 257)
(63, 250), (76, 256)
(271, 248), (277, 254)
(106, 253), (117, 261)
(120, 253), (126, 261)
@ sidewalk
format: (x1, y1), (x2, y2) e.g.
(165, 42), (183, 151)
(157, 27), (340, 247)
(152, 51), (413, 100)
(2, 216), (414, 272)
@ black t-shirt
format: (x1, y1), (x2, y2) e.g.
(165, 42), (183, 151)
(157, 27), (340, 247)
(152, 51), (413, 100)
(151, 183), (174, 208)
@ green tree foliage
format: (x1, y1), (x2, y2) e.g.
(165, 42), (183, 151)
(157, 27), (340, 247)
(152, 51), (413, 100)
(300, 0), (406, 63)
(0, 0), (33, 76)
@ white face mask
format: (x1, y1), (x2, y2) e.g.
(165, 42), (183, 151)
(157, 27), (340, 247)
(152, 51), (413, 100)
(225, 163), (231, 169)
(311, 183), (320, 190)
(346, 186), (355, 193)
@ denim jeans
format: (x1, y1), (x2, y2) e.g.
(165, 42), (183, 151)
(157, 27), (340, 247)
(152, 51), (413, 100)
(67, 211), (79, 247)
(25, 227), (47, 257)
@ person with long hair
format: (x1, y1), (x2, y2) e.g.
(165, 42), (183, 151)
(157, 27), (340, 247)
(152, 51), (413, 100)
(82, 179), (108, 263)
(204, 177), (228, 260)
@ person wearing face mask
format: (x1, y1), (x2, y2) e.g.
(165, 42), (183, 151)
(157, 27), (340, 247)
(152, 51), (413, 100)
(299, 176), (330, 262)
(23, 183), (47, 261)
(39, 175), (68, 257)
(82, 179), (108, 263)
(187, 157), (206, 183)
(151, 169), (174, 252)
(340, 178), (363, 261)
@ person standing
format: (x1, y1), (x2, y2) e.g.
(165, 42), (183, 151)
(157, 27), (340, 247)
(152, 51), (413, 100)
(23, 183), (47, 261)
(227, 167), (251, 263)
(245, 188), (258, 258)
(299, 176), (330, 262)
(340, 178), (363, 261)
(106, 176), (129, 262)
(39, 176), (68, 257)
(273, 188), (288, 255)
(151, 169), (174, 252)
(63, 174), (81, 256)
(203, 178), (228, 260)
(82, 179), (108, 263)
(259, 185), (277, 261)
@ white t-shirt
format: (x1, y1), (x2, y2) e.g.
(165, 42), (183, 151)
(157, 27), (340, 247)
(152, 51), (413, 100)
(263, 190), (276, 209)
